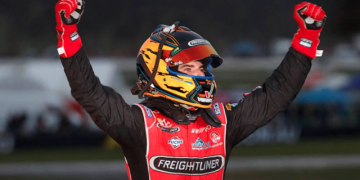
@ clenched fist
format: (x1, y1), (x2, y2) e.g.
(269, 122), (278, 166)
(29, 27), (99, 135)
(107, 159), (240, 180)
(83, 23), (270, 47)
(55, 0), (85, 58)
(291, 2), (327, 59)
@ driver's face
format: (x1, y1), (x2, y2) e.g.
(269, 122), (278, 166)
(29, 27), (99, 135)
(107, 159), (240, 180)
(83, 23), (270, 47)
(177, 61), (205, 77)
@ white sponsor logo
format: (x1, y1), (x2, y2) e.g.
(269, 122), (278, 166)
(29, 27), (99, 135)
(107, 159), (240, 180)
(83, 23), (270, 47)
(188, 39), (211, 47)
(70, 32), (79, 41)
(191, 125), (212, 134)
(300, 38), (313, 48)
(165, 58), (172, 62)
(210, 131), (221, 143)
(174, 61), (183, 66)
(197, 97), (212, 103)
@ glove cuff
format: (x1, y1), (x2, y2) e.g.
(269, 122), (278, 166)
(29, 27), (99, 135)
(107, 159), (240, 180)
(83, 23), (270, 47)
(291, 29), (321, 59)
(56, 24), (82, 58)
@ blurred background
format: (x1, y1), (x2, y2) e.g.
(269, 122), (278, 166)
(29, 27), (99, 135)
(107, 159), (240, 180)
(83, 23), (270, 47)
(1, 0), (360, 179)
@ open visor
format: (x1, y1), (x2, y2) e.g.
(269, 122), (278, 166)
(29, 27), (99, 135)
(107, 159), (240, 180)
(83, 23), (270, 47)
(162, 44), (223, 68)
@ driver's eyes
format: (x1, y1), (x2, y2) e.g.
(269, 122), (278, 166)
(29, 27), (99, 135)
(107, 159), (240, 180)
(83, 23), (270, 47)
(184, 68), (191, 72)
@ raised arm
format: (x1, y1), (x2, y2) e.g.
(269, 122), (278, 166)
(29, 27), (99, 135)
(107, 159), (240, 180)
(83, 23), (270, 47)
(55, 0), (144, 146)
(226, 2), (327, 146)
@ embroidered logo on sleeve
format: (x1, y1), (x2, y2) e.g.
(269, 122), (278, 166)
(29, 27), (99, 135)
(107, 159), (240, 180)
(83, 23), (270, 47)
(143, 107), (153, 117)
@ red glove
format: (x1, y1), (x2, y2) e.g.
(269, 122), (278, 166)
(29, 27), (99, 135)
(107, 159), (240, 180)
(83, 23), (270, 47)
(291, 2), (326, 59)
(55, 0), (85, 58)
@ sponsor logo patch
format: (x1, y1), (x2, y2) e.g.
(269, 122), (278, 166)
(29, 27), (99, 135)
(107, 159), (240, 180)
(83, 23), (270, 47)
(157, 118), (172, 128)
(213, 103), (221, 115)
(225, 103), (238, 111)
(157, 123), (180, 133)
(168, 136), (183, 149)
(145, 107), (153, 117)
(174, 61), (183, 66)
(149, 155), (224, 175)
(70, 32), (79, 41)
(191, 125), (212, 134)
(188, 39), (211, 47)
(192, 138), (211, 150)
(225, 103), (232, 111)
(300, 38), (313, 48)
(197, 97), (212, 103)
(210, 131), (221, 143)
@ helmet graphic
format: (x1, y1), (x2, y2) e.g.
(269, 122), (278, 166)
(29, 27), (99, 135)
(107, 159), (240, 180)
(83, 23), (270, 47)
(131, 22), (223, 108)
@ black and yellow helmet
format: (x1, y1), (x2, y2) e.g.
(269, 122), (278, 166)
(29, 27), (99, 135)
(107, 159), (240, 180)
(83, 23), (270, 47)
(131, 22), (223, 109)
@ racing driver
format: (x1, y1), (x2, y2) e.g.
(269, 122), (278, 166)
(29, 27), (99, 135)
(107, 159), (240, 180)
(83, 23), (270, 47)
(55, 0), (326, 179)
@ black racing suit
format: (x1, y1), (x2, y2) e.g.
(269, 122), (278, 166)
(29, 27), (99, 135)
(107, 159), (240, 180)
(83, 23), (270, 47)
(60, 47), (311, 179)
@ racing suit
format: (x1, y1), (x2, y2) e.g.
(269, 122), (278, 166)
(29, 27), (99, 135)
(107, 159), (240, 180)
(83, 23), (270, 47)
(60, 47), (311, 179)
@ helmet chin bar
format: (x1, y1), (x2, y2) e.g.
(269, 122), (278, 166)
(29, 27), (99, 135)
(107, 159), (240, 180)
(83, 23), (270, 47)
(190, 77), (216, 106)
(136, 63), (217, 109)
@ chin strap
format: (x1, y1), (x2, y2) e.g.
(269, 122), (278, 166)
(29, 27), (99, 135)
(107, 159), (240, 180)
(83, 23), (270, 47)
(141, 98), (221, 127)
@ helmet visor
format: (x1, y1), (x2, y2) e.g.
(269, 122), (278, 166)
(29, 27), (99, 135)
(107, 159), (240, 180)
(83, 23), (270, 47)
(162, 44), (222, 68)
